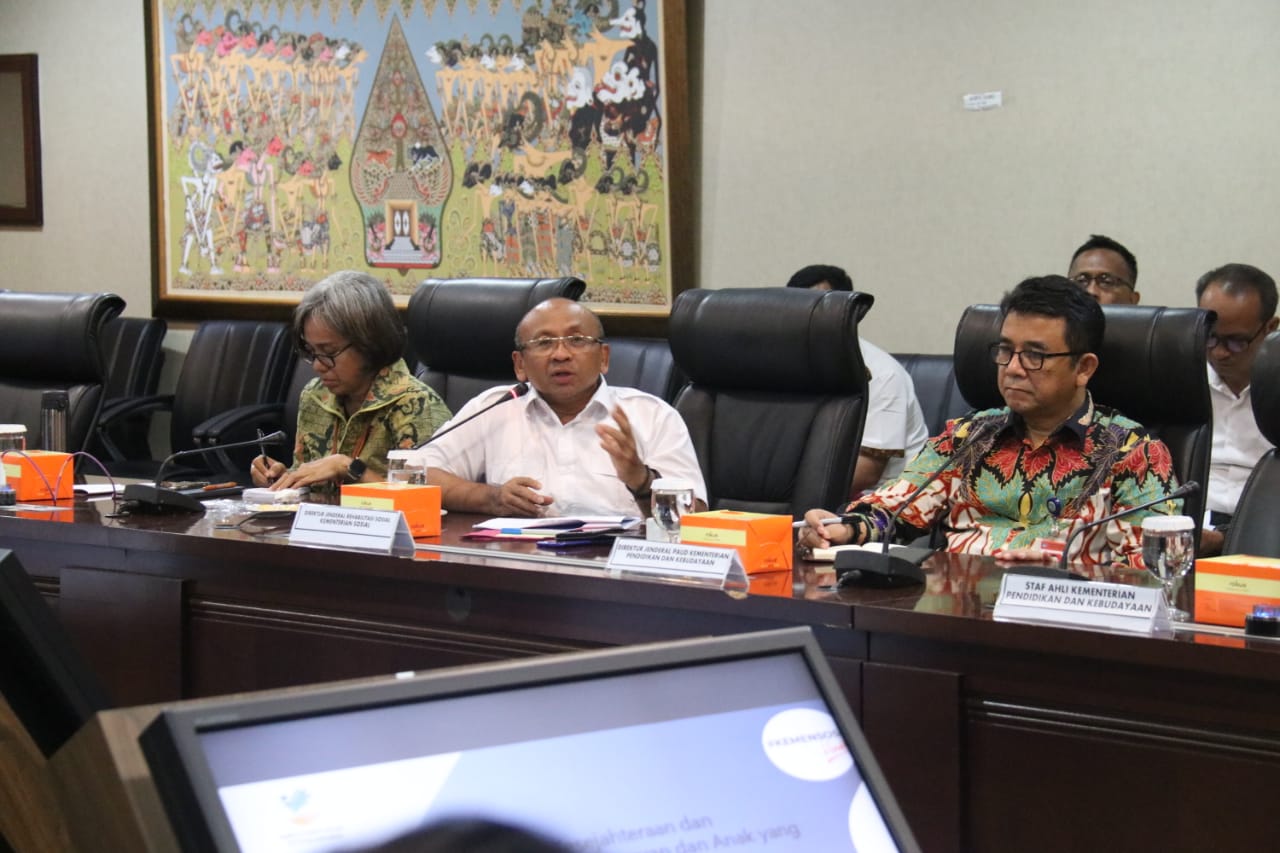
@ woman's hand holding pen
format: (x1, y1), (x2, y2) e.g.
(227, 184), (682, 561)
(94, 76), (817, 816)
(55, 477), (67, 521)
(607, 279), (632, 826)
(251, 454), (286, 488)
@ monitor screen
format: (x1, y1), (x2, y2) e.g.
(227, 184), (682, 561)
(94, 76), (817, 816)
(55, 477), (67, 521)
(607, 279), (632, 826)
(141, 627), (918, 853)
(0, 548), (110, 757)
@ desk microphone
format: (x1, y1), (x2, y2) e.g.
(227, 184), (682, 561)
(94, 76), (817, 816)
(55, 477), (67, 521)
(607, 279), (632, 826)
(411, 382), (529, 450)
(121, 430), (288, 513)
(1054, 480), (1200, 574)
(835, 419), (1000, 588)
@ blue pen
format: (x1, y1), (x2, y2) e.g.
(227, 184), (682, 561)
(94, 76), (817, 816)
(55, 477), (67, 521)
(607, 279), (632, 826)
(500, 528), (525, 534)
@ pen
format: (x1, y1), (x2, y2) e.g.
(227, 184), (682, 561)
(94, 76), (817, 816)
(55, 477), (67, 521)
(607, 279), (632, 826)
(256, 429), (274, 482)
(791, 517), (849, 529)
(202, 481), (238, 491)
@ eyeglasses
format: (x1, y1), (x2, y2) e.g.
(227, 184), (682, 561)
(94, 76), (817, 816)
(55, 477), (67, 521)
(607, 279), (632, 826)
(989, 342), (1079, 371)
(1206, 322), (1267, 355)
(299, 341), (353, 369)
(1072, 272), (1133, 292)
(517, 334), (604, 355)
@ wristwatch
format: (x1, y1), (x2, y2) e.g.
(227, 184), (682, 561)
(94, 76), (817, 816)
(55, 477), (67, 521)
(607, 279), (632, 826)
(345, 458), (367, 482)
(628, 467), (657, 500)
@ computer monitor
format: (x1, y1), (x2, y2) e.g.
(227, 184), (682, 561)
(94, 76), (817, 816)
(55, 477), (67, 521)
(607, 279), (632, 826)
(141, 626), (919, 853)
(0, 548), (110, 756)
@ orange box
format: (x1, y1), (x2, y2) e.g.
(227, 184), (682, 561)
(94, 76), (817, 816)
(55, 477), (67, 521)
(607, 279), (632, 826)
(1193, 555), (1280, 628)
(679, 510), (793, 574)
(1, 450), (74, 501)
(340, 482), (441, 538)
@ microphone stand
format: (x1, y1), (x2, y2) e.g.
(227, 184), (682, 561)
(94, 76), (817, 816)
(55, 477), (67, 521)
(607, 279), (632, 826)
(1053, 481), (1200, 574)
(410, 382), (529, 450)
(121, 431), (288, 513)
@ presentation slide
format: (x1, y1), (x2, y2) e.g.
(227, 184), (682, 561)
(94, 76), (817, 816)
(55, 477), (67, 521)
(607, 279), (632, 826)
(216, 700), (899, 853)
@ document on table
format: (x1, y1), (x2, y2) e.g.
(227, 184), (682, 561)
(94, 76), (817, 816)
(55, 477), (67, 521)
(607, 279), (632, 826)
(473, 516), (641, 532)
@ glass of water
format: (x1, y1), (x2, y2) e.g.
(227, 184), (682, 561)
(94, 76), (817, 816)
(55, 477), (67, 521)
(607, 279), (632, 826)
(1141, 515), (1196, 622)
(650, 478), (695, 543)
(385, 450), (426, 485)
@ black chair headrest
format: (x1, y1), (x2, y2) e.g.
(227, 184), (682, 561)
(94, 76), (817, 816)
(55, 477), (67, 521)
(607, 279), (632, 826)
(953, 304), (1213, 426)
(669, 288), (871, 393)
(406, 277), (586, 378)
(0, 292), (125, 382)
(1252, 332), (1280, 447)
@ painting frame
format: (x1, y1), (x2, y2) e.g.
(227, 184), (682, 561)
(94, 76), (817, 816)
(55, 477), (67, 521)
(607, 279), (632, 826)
(0, 54), (44, 228)
(145, 0), (693, 330)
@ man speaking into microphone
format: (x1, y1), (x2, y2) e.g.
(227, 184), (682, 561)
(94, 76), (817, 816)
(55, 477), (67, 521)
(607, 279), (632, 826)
(413, 298), (706, 518)
(800, 276), (1182, 568)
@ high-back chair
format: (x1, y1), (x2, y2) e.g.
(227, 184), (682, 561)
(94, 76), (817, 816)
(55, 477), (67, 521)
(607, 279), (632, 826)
(1223, 332), (1280, 556)
(952, 304), (1214, 531)
(0, 291), (125, 453)
(668, 287), (872, 518)
(99, 320), (294, 480)
(405, 277), (586, 413)
(605, 337), (686, 403)
(892, 352), (970, 437)
(92, 316), (168, 461)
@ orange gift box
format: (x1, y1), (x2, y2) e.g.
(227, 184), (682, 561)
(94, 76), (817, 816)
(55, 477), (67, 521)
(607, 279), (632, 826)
(340, 482), (441, 538)
(1, 450), (74, 501)
(679, 510), (793, 574)
(1193, 554), (1280, 628)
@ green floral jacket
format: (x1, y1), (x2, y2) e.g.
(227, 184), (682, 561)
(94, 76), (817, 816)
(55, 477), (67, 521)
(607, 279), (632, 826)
(293, 359), (451, 494)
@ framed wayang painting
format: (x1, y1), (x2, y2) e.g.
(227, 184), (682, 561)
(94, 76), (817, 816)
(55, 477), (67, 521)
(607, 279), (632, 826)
(146, 0), (691, 321)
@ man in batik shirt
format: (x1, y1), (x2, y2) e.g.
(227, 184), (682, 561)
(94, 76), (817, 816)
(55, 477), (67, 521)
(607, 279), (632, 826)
(798, 275), (1181, 568)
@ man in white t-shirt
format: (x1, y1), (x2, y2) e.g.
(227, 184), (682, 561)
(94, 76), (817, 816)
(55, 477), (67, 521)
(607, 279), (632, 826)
(786, 265), (929, 495)
(417, 298), (707, 518)
(1195, 263), (1279, 555)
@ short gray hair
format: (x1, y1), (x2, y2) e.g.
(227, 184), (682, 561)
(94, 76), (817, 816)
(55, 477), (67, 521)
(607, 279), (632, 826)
(293, 271), (405, 370)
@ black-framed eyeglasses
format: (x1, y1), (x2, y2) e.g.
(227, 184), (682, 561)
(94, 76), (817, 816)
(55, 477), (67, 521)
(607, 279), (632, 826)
(989, 342), (1080, 371)
(299, 341), (353, 369)
(1206, 322), (1267, 355)
(517, 334), (604, 355)
(1071, 272), (1133, 292)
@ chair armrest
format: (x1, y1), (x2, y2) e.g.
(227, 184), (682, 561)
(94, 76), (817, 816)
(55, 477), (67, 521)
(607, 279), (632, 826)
(193, 402), (287, 447)
(97, 393), (175, 431)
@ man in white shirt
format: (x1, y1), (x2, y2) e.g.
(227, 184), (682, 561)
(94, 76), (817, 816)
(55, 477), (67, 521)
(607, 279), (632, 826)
(1067, 234), (1141, 305)
(1196, 263), (1279, 555)
(418, 298), (707, 518)
(785, 265), (929, 494)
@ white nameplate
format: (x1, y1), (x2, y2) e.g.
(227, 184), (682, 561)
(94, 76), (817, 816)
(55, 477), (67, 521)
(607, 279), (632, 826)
(289, 503), (414, 555)
(993, 573), (1170, 635)
(606, 539), (748, 593)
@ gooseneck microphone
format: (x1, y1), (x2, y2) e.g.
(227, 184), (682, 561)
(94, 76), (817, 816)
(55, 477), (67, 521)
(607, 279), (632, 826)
(1056, 480), (1200, 573)
(122, 430), (289, 513)
(835, 420), (1001, 588)
(411, 382), (529, 450)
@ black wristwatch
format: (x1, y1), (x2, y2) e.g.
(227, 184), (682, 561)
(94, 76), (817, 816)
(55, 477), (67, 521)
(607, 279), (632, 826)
(628, 467), (657, 500)
(345, 458), (367, 482)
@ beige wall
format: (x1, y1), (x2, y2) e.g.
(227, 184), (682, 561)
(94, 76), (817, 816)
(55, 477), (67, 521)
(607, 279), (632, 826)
(3, 1), (1280, 355)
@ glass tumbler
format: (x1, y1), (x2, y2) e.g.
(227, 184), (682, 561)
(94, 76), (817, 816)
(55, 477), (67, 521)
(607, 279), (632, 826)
(650, 478), (695, 543)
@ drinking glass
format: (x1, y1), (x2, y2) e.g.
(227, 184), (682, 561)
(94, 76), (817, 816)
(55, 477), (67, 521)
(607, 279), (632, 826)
(1141, 515), (1196, 622)
(650, 478), (695, 543)
(385, 450), (426, 485)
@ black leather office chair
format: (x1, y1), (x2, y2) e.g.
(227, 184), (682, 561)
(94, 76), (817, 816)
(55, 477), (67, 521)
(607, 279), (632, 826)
(405, 276), (586, 413)
(952, 304), (1214, 530)
(1223, 332), (1280, 556)
(92, 316), (168, 461)
(99, 320), (294, 480)
(605, 337), (686, 403)
(0, 291), (125, 454)
(892, 353), (970, 436)
(668, 287), (871, 518)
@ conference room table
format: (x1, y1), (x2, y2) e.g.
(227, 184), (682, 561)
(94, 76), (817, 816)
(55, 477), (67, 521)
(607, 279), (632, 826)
(4, 497), (1280, 853)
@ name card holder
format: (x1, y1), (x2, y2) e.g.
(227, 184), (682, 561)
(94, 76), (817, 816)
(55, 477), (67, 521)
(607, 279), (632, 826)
(290, 503), (415, 555)
(993, 573), (1170, 635)
(606, 540), (749, 593)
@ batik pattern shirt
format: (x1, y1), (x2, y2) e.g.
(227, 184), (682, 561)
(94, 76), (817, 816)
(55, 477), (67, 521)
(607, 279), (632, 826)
(841, 394), (1181, 567)
(293, 359), (451, 495)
